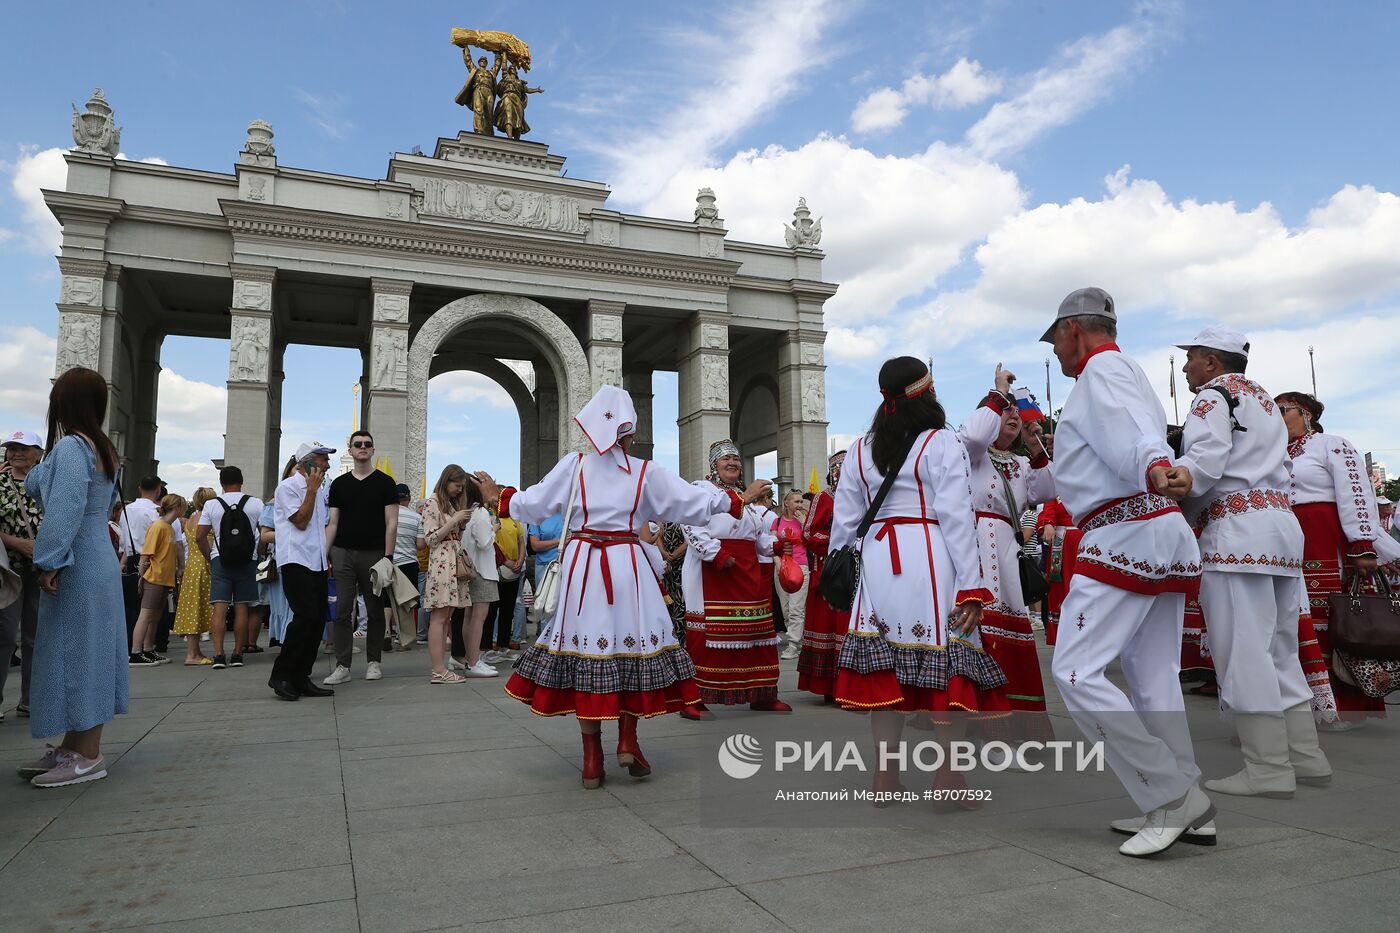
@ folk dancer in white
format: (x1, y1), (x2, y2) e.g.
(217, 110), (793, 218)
(1176, 326), (1331, 797)
(477, 386), (769, 789)
(679, 440), (789, 719)
(959, 364), (1057, 751)
(1042, 288), (1212, 857)
(831, 357), (1009, 805)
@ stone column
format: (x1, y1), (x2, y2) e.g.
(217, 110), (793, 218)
(54, 258), (108, 378)
(586, 299), (625, 394)
(678, 312), (731, 479)
(366, 279), (412, 481)
(623, 370), (654, 461)
(127, 330), (164, 490)
(777, 331), (829, 494)
(263, 340), (286, 492)
(223, 265), (277, 499)
(536, 381), (560, 471)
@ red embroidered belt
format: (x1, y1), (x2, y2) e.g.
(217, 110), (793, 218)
(974, 511), (1015, 527)
(1077, 493), (1180, 533)
(1194, 488), (1293, 529)
(872, 517), (939, 575)
(569, 529), (640, 606)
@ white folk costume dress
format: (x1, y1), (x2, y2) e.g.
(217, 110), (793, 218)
(830, 429), (1009, 715)
(797, 482), (850, 697)
(502, 388), (743, 720)
(1178, 374), (1314, 715)
(1049, 344), (1204, 813)
(681, 481), (780, 706)
(960, 396), (1056, 739)
(1285, 430), (1400, 721)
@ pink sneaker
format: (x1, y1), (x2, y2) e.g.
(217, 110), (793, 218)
(16, 744), (62, 781)
(30, 750), (107, 788)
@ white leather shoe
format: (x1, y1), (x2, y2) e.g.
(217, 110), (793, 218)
(1118, 785), (1216, 858)
(365, 661), (383, 681)
(323, 665), (351, 686)
(1110, 816), (1217, 845)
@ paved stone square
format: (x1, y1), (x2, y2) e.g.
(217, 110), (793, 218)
(2, 642), (1397, 932)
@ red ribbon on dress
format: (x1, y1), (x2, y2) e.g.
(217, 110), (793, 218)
(572, 529), (641, 609)
(872, 517), (940, 575)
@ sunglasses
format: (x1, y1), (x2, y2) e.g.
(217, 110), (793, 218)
(1277, 405), (1299, 414)
(350, 440), (374, 449)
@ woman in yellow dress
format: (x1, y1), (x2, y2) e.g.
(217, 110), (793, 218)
(174, 487), (215, 665)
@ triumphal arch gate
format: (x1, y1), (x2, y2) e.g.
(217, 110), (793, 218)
(48, 86), (837, 497)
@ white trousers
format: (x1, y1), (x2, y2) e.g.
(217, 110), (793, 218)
(775, 564), (809, 644)
(1052, 577), (1201, 812)
(1197, 572), (1312, 714)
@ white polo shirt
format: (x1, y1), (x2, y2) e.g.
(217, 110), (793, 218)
(274, 472), (329, 571)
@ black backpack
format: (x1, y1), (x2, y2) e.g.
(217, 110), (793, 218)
(217, 495), (256, 567)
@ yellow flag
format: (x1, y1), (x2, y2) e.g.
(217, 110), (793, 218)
(420, 475), (427, 499)
(379, 456), (396, 480)
(808, 466), (821, 494)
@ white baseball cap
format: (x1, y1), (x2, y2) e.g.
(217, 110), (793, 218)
(2, 430), (42, 449)
(294, 441), (336, 460)
(1176, 325), (1250, 359)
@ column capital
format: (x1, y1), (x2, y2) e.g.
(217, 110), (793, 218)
(370, 277), (414, 297)
(587, 298), (626, 316)
(228, 263), (277, 285)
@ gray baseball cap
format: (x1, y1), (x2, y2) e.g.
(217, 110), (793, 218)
(1039, 287), (1116, 343)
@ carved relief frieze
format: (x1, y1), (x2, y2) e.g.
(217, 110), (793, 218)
(418, 177), (589, 235)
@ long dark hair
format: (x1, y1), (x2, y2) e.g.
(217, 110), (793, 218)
(867, 357), (945, 476)
(45, 367), (119, 476)
(1276, 391), (1324, 432)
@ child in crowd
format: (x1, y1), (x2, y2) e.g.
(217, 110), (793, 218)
(130, 494), (185, 665)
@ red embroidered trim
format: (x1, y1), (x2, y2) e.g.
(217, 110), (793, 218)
(1200, 551), (1304, 570)
(1077, 492), (1180, 532)
(1346, 540), (1378, 559)
(1196, 488), (1293, 529)
(956, 588), (994, 606)
(498, 487), (517, 519)
(1145, 458), (1171, 493)
(1286, 431), (1316, 461)
(1028, 451), (1050, 469)
(981, 391), (1009, 415)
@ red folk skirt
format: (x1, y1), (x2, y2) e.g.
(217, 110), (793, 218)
(1044, 528), (1081, 647)
(1296, 502), (1385, 720)
(685, 539), (780, 705)
(796, 555), (850, 697)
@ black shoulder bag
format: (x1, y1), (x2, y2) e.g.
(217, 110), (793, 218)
(819, 439), (915, 612)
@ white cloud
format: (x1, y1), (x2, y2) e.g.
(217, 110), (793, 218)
(7, 146), (66, 254)
(643, 134), (1023, 347)
(964, 11), (1171, 161)
(598, 0), (843, 207)
(930, 168), (1400, 340)
(428, 371), (516, 409)
(852, 58), (1003, 133)
(0, 325), (57, 427)
(153, 370), (227, 469)
(159, 461), (220, 495)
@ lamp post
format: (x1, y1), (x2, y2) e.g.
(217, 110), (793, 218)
(1308, 346), (1317, 397)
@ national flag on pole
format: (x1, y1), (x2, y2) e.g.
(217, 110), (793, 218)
(808, 466), (821, 494)
(1013, 387), (1044, 422)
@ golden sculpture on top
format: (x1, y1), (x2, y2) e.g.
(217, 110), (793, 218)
(451, 28), (545, 140)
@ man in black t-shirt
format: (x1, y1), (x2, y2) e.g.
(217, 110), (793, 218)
(323, 430), (399, 685)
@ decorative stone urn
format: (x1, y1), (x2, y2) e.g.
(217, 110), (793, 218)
(71, 88), (120, 156)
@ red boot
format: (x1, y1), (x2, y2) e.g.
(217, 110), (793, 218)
(679, 702), (714, 721)
(581, 731), (605, 790)
(617, 714), (652, 777)
(751, 698), (793, 712)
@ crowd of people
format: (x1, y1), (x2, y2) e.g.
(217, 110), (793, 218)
(7, 289), (1400, 861)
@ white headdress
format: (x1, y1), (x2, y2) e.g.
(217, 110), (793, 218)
(574, 385), (638, 471)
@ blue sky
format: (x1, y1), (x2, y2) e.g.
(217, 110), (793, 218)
(4, 0), (1400, 492)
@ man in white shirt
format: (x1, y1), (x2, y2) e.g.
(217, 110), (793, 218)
(197, 465), (265, 669)
(1176, 326), (1330, 797)
(1042, 288), (1212, 858)
(267, 442), (336, 701)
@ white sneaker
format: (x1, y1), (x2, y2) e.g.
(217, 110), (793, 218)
(447, 657), (467, 673)
(323, 665), (351, 686)
(464, 660), (498, 678)
(779, 644), (801, 661)
(365, 661), (383, 681)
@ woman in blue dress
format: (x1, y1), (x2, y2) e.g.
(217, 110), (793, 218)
(16, 367), (128, 788)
